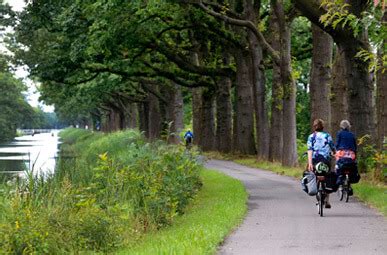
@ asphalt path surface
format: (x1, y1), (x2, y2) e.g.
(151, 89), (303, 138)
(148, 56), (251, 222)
(205, 160), (387, 255)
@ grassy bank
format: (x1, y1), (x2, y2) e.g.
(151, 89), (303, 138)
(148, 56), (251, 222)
(206, 152), (387, 216)
(0, 129), (247, 254)
(121, 170), (247, 254)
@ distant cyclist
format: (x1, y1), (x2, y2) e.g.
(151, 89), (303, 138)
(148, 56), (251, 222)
(184, 130), (194, 148)
(335, 120), (359, 192)
(307, 119), (336, 208)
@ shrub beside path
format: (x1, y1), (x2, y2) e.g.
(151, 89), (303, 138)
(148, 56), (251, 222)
(206, 160), (387, 255)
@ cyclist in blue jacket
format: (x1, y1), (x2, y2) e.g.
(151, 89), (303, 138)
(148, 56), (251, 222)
(184, 130), (194, 147)
(307, 119), (336, 208)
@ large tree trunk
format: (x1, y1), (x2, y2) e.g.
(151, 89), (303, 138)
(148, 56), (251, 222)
(106, 108), (121, 132)
(216, 69), (233, 153)
(268, 11), (283, 162)
(164, 84), (184, 144)
(201, 89), (216, 151)
(376, 13), (387, 150)
(233, 48), (256, 154)
(192, 87), (203, 146)
(244, 0), (269, 159)
(336, 41), (375, 139)
(139, 101), (150, 138)
(173, 85), (184, 132)
(331, 45), (349, 139)
(274, 0), (298, 166)
(310, 24), (333, 133)
(148, 92), (162, 140)
(190, 50), (204, 146)
(127, 103), (138, 129)
(248, 32), (269, 160)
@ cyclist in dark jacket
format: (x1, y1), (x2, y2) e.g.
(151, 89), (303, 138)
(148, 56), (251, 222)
(336, 120), (357, 153)
(335, 120), (359, 190)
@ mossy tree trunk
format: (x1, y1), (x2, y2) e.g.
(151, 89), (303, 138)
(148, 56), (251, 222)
(310, 24), (333, 133)
(273, 0), (298, 166)
(216, 67), (233, 153)
(268, 10), (283, 162)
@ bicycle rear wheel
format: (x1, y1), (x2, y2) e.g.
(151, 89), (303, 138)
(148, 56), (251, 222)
(317, 191), (324, 217)
(344, 176), (350, 203)
(338, 187), (344, 201)
(345, 188), (350, 202)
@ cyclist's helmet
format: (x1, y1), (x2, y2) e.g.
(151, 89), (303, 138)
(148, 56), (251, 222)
(315, 162), (329, 174)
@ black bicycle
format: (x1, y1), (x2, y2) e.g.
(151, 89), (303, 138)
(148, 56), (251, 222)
(337, 168), (353, 202)
(314, 162), (330, 217)
(316, 175), (327, 216)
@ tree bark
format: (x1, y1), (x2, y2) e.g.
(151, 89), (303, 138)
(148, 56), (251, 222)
(148, 92), (162, 140)
(173, 85), (184, 132)
(376, 12), (386, 150)
(330, 45), (349, 139)
(310, 24), (333, 133)
(274, 0), (298, 166)
(268, 10), (283, 162)
(163, 84), (184, 144)
(201, 89), (216, 151)
(190, 50), (204, 146)
(216, 66), (233, 153)
(337, 41), (375, 139)
(107, 108), (121, 132)
(127, 103), (138, 129)
(139, 101), (150, 138)
(246, 1), (269, 159)
(233, 47), (256, 154)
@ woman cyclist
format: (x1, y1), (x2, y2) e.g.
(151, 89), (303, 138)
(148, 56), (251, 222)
(335, 120), (359, 193)
(307, 119), (336, 208)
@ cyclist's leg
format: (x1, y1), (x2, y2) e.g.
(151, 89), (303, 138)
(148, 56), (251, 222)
(325, 193), (331, 208)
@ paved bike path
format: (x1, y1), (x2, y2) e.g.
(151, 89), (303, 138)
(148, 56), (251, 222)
(205, 160), (387, 255)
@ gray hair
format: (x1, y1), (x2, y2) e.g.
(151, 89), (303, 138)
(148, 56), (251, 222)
(340, 120), (351, 130)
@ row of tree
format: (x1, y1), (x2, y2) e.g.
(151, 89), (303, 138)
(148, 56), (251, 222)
(2, 0), (385, 166)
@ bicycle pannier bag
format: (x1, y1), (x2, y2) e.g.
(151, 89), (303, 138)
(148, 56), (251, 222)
(325, 172), (338, 193)
(301, 171), (317, 196)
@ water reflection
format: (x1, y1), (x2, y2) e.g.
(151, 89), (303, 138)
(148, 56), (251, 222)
(0, 130), (61, 178)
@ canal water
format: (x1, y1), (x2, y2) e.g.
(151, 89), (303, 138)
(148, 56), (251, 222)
(0, 130), (61, 178)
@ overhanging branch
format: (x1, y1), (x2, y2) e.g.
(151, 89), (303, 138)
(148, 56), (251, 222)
(195, 0), (280, 64)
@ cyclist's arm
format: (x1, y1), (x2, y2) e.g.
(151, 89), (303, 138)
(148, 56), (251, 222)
(328, 134), (336, 154)
(307, 135), (314, 171)
(307, 150), (313, 171)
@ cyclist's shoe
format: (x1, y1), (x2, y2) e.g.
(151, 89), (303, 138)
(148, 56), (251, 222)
(348, 187), (353, 196)
(325, 202), (331, 209)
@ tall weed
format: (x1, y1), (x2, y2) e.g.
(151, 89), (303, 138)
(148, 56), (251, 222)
(0, 128), (202, 253)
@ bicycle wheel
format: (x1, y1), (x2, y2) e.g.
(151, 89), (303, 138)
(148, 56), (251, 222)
(338, 186), (344, 201)
(344, 176), (350, 203)
(345, 187), (350, 202)
(317, 191), (324, 217)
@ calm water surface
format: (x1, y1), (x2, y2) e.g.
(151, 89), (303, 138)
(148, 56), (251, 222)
(0, 130), (61, 178)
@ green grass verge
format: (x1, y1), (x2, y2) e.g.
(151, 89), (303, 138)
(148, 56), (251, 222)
(352, 183), (387, 216)
(120, 169), (247, 254)
(206, 152), (386, 217)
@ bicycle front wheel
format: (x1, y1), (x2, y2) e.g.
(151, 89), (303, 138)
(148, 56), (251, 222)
(345, 188), (350, 202)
